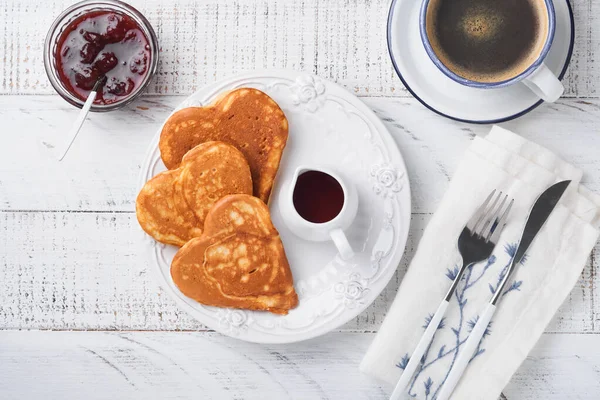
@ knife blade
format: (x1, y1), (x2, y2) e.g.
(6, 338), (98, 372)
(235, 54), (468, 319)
(491, 179), (571, 304)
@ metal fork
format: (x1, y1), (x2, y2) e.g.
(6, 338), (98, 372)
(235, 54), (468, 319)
(389, 190), (514, 400)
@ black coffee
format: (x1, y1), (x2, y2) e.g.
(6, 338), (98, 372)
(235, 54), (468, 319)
(426, 0), (548, 83)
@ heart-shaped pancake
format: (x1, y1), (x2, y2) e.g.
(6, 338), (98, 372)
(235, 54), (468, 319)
(136, 170), (203, 247)
(171, 194), (298, 315)
(159, 88), (288, 203)
(136, 142), (253, 247)
(176, 142), (253, 224)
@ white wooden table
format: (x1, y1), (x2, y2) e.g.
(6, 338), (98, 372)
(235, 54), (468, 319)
(0, 1), (599, 398)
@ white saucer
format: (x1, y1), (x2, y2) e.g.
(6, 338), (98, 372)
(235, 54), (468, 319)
(138, 70), (411, 343)
(387, 0), (574, 124)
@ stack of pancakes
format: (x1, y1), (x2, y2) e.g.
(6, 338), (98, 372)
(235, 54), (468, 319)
(136, 88), (298, 315)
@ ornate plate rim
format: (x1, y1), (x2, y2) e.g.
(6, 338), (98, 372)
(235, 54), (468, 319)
(137, 69), (412, 343)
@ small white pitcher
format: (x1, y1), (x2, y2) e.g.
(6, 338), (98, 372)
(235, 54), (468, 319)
(279, 165), (359, 260)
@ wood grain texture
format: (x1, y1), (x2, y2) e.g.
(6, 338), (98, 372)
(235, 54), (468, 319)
(0, 211), (596, 333)
(1, 95), (599, 213)
(0, 0), (598, 97)
(1, 0), (599, 396)
(0, 331), (598, 400)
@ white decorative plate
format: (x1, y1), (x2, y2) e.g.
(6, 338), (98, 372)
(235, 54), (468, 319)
(138, 70), (411, 343)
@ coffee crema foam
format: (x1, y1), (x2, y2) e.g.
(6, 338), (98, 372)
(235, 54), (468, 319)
(425, 0), (549, 83)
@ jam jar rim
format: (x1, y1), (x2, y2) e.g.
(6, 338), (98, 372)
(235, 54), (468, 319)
(43, 0), (159, 112)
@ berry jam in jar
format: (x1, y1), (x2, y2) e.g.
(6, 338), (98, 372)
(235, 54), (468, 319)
(57, 10), (150, 105)
(45, 1), (158, 111)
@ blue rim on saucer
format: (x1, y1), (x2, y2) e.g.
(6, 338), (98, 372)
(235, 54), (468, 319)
(419, 0), (556, 89)
(387, 0), (574, 124)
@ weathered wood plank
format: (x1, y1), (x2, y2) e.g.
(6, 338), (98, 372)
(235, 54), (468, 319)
(0, 331), (598, 399)
(1, 95), (599, 213)
(504, 332), (600, 399)
(0, 0), (598, 97)
(1, 1), (599, 398)
(0, 211), (596, 333)
(562, 0), (600, 97)
(593, 242), (599, 331)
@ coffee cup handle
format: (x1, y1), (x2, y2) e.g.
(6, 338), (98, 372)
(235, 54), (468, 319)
(330, 228), (354, 260)
(522, 62), (564, 103)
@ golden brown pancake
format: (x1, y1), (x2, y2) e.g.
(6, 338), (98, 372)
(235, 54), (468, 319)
(172, 172), (198, 227)
(136, 142), (253, 247)
(177, 142), (253, 224)
(171, 194), (298, 315)
(136, 170), (202, 247)
(159, 88), (289, 203)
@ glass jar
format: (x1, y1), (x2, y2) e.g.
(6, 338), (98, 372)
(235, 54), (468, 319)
(44, 0), (159, 112)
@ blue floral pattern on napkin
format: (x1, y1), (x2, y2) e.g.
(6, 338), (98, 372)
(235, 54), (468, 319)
(395, 243), (526, 399)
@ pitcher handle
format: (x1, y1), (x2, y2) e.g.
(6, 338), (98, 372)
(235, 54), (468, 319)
(330, 228), (354, 260)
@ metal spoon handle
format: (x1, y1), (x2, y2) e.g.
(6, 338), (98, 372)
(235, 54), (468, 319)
(58, 90), (97, 161)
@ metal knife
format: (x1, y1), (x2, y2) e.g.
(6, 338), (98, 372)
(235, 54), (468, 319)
(436, 180), (571, 400)
(490, 179), (571, 305)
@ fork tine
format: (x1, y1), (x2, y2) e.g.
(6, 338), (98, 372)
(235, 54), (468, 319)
(473, 191), (501, 235)
(467, 190), (496, 231)
(488, 198), (514, 243)
(476, 193), (508, 237)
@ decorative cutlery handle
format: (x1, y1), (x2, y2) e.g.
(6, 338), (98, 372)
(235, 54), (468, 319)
(389, 300), (449, 400)
(436, 303), (497, 400)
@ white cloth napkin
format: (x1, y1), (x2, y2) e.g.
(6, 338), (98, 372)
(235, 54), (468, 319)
(360, 126), (600, 400)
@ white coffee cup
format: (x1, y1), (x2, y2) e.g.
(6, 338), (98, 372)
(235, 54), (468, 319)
(419, 0), (564, 102)
(279, 165), (358, 260)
